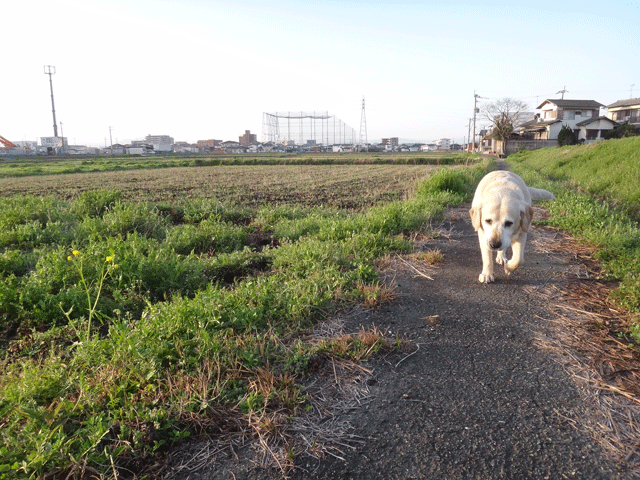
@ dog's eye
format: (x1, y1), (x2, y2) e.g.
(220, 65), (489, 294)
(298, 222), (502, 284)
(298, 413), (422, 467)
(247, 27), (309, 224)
(505, 221), (513, 228)
(485, 219), (492, 225)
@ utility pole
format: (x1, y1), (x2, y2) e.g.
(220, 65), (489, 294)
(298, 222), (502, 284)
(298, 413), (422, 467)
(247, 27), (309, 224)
(44, 65), (58, 138)
(472, 91), (482, 153)
(59, 121), (65, 154)
(109, 126), (114, 155)
(467, 118), (472, 152)
(631, 84), (635, 98)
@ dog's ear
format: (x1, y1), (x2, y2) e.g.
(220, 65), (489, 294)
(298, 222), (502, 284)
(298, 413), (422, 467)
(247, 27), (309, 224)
(520, 206), (534, 232)
(469, 206), (482, 231)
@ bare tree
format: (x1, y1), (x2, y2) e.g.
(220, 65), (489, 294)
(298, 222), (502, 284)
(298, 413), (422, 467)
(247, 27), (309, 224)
(481, 98), (529, 156)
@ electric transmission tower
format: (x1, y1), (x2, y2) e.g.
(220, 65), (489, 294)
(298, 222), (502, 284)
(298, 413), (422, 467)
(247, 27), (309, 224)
(359, 96), (368, 151)
(44, 65), (59, 138)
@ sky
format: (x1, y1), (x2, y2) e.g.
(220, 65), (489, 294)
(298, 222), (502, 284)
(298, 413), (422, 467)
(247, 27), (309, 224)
(2, 0), (639, 147)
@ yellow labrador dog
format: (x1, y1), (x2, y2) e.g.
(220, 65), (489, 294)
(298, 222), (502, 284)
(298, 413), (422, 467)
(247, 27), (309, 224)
(469, 171), (555, 283)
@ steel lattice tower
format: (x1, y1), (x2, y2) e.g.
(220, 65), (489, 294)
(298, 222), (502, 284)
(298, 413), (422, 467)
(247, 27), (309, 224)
(359, 96), (367, 150)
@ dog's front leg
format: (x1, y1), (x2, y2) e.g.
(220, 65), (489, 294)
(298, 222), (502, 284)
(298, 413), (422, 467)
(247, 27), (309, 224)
(477, 231), (495, 283)
(504, 233), (527, 275)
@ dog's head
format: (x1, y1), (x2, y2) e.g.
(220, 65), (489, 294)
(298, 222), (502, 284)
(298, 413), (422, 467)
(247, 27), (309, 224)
(469, 201), (533, 251)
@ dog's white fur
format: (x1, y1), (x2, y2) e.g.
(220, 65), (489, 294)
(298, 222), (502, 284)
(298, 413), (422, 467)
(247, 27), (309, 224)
(469, 171), (555, 283)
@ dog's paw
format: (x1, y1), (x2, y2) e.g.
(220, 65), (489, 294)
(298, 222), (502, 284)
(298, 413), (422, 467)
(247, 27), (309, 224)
(478, 272), (495, 283)
(495, 250), (508, 265)
(504, 259), (521, 276)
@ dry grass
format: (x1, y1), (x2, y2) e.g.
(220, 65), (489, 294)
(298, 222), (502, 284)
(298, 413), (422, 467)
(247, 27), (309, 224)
(156, 317), (389, 479)
(531, 227), (640, 475)
(357, 282), (397, 308)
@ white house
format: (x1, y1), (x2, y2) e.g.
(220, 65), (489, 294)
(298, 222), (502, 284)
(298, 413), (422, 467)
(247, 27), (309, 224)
(433, 138), (451, 150)
(420, 144), (437, 152)
(575, 116), (618, 143)
(523, 99), (606, 140)
(126, 145), (147, 155)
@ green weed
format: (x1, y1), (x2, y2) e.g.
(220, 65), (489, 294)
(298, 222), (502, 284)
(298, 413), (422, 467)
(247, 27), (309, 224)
(0, 160), (495, 478)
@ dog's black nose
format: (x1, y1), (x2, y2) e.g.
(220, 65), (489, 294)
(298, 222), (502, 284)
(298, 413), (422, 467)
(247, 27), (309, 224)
(490, 241), (502, 250)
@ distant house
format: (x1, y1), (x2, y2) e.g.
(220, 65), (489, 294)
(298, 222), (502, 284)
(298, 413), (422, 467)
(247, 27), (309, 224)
(126, 145), (148, 155)
(197, 139), (222, 153)
(332, 144), (356, 153)
(607, 98), (640, 126)
(519, 99), (606, 140)
(247, 143), (263, 153)
(219, 141), (246, 154)
(575, 116), (618, 142)
(434, 138), (451, 150)
(261, 142), (275, 152)
(110, 144), (126, 155)
(174, 142), (199, 154)
(420, 144), (437, 152)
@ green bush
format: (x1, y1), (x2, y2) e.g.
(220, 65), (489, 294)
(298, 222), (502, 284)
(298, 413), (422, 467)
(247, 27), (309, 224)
(604, 124), (638, 139)
(557, 124), (578, 146)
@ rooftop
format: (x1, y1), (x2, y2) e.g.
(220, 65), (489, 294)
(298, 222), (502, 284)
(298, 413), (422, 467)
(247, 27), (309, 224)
(607, 97), (640, 109)
(536, 99), (605, 110)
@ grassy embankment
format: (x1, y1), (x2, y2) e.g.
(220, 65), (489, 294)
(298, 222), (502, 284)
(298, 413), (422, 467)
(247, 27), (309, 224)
(508, 136), (640, 335)
(0, 156), (491, 479)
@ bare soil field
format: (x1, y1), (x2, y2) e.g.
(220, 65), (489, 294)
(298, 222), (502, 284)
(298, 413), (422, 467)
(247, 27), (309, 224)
(0, 164), (439, 208)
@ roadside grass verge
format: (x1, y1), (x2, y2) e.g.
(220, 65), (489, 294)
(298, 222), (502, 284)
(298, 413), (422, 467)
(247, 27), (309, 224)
(0, 159), (492, 479)
(508, 138), (640, 336)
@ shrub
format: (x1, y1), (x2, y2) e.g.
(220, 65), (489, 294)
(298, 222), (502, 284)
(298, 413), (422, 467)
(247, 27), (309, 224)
(604, 124), (639, 139)
(557, 124), (578, 146)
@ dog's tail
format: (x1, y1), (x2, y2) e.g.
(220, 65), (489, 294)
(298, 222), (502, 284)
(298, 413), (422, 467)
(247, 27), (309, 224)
(528, 187), (555, 201)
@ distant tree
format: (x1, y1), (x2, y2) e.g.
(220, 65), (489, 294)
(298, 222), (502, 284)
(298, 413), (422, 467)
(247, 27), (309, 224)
(482, 98), (529, 156)
(557, 124), (578, 146)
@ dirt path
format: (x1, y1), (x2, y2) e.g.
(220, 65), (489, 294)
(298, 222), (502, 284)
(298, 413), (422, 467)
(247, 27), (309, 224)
(167, 203), (633, 479)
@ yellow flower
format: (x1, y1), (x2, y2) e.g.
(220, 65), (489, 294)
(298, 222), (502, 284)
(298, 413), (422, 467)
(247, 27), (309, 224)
(106, 255), (114, 262)
(72, 250), (80, 256)
(113, 264), (119, 269)
(67, 255), (72, 261)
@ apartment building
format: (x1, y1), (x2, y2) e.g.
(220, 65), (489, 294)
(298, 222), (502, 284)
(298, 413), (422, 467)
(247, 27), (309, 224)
(239, 130), (257, 146)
